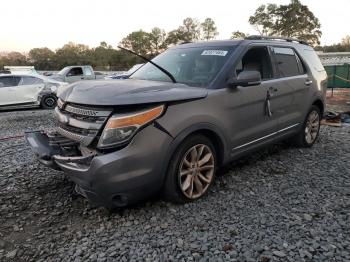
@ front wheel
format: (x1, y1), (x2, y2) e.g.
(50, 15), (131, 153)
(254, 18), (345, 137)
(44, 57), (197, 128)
(41, 95), (57, 109)
(163, 135), (217, 203)
(291, 105), (321, 147)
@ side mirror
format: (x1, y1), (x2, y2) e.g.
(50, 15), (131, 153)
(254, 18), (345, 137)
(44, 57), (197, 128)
(228, 70), (261, 87)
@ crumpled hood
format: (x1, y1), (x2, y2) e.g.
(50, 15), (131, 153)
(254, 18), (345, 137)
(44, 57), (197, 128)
(59, 79), (208, 106)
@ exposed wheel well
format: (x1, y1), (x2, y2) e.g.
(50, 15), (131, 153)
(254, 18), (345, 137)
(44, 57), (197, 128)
(312, 99), (324, 116)
(184, 129), (224, 166)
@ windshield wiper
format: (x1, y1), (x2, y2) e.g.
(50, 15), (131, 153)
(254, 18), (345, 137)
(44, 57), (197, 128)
(117, 46), (177, 83)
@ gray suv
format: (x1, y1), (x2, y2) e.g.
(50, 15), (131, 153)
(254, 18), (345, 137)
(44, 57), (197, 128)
(26, 36), (327, 208)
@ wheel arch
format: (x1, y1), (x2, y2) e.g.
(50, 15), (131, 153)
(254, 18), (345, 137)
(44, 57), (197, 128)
(160, 123), (228, 185)
(312, 98), (325, 117)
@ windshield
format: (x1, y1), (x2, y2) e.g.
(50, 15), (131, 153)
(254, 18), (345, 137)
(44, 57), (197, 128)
(57, 67), (69, 75)
(126, 64), (143, 75)
(130, 46), (236, 87)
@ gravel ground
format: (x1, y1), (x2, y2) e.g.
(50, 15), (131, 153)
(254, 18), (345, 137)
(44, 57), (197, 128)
(0, 109), (349, 262)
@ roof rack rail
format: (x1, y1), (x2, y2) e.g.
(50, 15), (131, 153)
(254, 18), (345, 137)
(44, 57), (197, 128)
(245, 35), (309, 46)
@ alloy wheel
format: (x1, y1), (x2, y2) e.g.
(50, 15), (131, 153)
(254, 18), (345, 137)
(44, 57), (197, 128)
(45, 97), (56, 108)
(305, 110), (320, 144)
(178, 144), (215, 199)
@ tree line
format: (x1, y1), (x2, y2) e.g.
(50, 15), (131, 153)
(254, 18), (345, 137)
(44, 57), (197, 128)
(0, 17), (220, 71)
(1, 0), (348, 71)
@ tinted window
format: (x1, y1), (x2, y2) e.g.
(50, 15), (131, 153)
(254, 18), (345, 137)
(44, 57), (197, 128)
(302, 49), (325, 72)
(235, 47), (273, 80)
(20, 76), (44, 85)
(0, 76), (21, 87)
(273, 47), (302, 77)
(67, 67), (83, 76)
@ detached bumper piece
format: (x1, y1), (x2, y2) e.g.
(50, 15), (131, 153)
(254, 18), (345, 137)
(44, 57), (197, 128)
(25, 130), (92, 170)
(25, 131), (62, 169)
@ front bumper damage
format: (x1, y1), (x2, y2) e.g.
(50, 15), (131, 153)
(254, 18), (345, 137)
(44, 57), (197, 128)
(25, 125), (173, 208)
(26, 131), (92, 170)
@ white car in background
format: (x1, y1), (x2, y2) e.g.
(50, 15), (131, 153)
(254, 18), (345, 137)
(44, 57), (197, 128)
(0, 74), (68, 110)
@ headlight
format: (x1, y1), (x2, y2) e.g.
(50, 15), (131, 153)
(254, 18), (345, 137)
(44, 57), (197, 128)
(97, 105), (164, 149)
(57, 98), (64, 109)
(45, 83), (60, 92)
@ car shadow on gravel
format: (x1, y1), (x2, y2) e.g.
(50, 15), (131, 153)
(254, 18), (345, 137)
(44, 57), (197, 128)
(217, 142), (290, 177)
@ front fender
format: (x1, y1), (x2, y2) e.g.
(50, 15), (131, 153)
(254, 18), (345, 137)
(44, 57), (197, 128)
(158, 121), (229, 185)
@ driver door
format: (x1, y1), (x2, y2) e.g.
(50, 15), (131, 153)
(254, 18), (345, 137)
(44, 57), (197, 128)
(225, 45), (279, 156)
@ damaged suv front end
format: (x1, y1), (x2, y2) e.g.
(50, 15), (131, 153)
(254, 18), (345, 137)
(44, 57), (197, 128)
(26, 74), (209, 208)
(26, 100), (170, 207)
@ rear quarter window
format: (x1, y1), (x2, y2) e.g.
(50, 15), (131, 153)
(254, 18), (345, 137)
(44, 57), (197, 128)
(273, 47), (301, 77)
(301, 49), (325, 72)
(20, 76), (44, 85)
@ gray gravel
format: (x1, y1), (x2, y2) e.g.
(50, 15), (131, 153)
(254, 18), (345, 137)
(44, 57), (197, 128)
(0, 109), (349, 262)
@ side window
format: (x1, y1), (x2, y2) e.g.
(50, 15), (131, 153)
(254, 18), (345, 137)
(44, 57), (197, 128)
(0, 76), (21, 87)
(20, 76), (44, 85)
(67, 67), (83, 76)
(273, 47), (304, 77)
(235, 46), (273, 81)
(84, 67), (93, 76)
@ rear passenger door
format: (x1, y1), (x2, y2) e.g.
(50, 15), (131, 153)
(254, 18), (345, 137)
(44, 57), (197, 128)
(16, 76), (45, 103)
(269, 46), (309, 132)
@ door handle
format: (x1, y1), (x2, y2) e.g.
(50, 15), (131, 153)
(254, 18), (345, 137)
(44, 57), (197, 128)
(305, 79), (313, 86)
(81, 77), (84, 79)
(265, 91), (273, 117)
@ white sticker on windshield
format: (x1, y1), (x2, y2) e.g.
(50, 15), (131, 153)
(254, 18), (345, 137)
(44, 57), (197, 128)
(201, 50), (228, 56)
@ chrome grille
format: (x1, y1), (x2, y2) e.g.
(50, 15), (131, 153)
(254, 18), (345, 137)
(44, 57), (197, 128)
(56, 103), (112, 146)
(65, 104), (111, 117)
(57, 127), (85, 143)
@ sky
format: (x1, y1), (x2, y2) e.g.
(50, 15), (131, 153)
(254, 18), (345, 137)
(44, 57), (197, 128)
(0, 0), (348, 52)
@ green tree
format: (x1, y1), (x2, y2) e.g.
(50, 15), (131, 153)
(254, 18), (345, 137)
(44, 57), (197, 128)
(341, 35), (350, 46)
(231, 31), (248, 39)
(120, 30), (151, 56)
(54, 42), (90, 68)
(149, 27), (167, 55)
(182, 17), (201, 41)
(249, 0), (322, 46)
(91, 41), (117, 70)
(315, 35), (350, 52)
(165, 29), (187, 45)
(201, 18), (218, 41)
(4, 52), (28, 66)
(248, 4), (277, 36)
(28, 47), (55, 70)
(165, 17), (201, 45)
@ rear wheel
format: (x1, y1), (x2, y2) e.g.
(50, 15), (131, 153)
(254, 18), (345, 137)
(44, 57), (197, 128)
(291, 105), (321, 147)
(164, 135), (217, 203)
(41, 95), (57, 109)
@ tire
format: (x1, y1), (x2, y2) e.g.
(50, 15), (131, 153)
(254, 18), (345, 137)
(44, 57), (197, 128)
(163, 134), (217, 203)
(291, 105), (321, 147)
(41, 95), (57, 109)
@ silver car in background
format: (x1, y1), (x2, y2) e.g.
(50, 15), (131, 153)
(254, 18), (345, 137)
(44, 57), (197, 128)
(0, 74), (67, 110)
